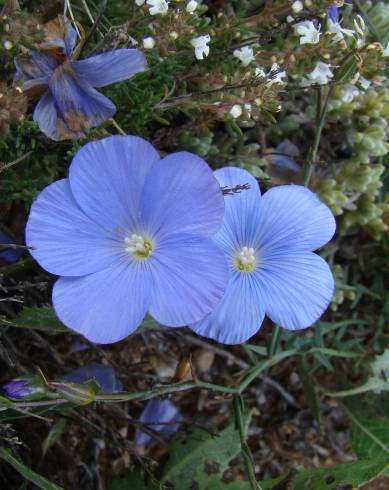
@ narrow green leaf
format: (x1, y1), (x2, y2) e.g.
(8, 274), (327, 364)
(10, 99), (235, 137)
(6, 307), (68, 334)
(42, 418), (67, 458)
(0, 447), (64, 490)
(291, 457), (389, 490)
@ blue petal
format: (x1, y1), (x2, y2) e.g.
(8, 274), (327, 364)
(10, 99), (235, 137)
(136, 400), (181, 446)
(25, 179), (124, 276)
(65, 364), (122, 394)
(254, 185), (336, 253)
(212, 167), (262, 254)
(328, 6), (339, 23)
(14, 52), (58, 81)
(257, 251), (334, 330)
(41, 15), (77, 57)
(191, 270), (266, 344)
(46, 63), (116, 140)
(148, 234), (228, 326)
(33, 91), (63, 141)
(53, 260), (152, 343)
(72, 49), (147, 88)
(140, 152), (224, 239)
(0, 230), (23, 264)
(69, 135), (160, 233)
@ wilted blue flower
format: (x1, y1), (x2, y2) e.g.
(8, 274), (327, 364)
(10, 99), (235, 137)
(14, 15), (147, 140)
(136, 399), (181, 446)
(26, 135), (228, 343)
(65, 363), (122, 394)
(0, 230), (23, 264)
(269, 140), (300, 172)
(191, 167), (336, 344)
(1, 375), (47, 400)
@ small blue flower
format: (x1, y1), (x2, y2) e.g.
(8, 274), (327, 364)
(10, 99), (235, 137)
(328, 6), (339, 23)
(136, 399), (181, 446)
(191, 167), (336, 344)
(65, 363), (122, 394)
(1, 376), (47, 400)
(0, 230), (23, 264)
(25, 135), (228, 343)
(14, 15), (147, 140)
(269, 140), (301, 172)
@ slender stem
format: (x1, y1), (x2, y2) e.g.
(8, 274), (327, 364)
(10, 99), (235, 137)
(303, 85), (334, 187)
(233, 396), (261, 490)
(0, 151), (32, 173)
(110, 118), (127, 136)
(268, 325), (281, 356)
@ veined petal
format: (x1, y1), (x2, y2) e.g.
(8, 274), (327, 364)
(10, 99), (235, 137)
(69, 135), (160, 232)
(14, 52), (58, 81)
(48, 62), (116, 139)
(53, 260), (151, 343)
(148, 234), (228, 326)
(140, 152), (224, 239)
(212, 167), (262, 255)
(254, 185), (336, 253)
(25, 179), (123, 276)
(190, 271), (265, 344)
(258, 251), (334, 330)
(72, 49), (147, 88)
(33, 91), (63, 141)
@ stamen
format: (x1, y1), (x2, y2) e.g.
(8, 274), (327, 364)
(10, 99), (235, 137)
(124, 234), (153, 259)
(235, 246), (256, 272)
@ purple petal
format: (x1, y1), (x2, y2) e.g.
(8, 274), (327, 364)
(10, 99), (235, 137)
(44, 63), (116, 140)
(14, 52), (58, 81)
(0, 230), (23, 264)
(41, 15), (77, 57)
(72, 49), (147, 88)
(328, 6), (339, 23)
(25, 179), (124, 277)
(212, 167), (262, 254)
(136, 400), (181, 446)
(149, 234), (228, 326)
(69, 135), (160, 232)
(53, 260), (151, 343)
(258, 251), (334, 330)
(190, 270), (266, 344)
(65, 364), (122, 394)
(254, 185), (336, 253)
(140, 152), (224, 239)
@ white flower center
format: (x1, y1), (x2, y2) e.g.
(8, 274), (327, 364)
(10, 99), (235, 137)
(124, 234), (153, 259)
(235, 246), (256, 272)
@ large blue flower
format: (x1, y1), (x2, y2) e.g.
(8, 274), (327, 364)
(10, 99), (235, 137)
(14, 15), (147, 140)
(25, 135), (228, 343)
(191, 167), (336, 344)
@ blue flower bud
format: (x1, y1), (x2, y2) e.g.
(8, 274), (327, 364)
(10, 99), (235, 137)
(1, 375), (47, 400)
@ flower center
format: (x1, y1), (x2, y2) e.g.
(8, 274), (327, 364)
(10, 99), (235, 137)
(124, 234), (153, 260)
(235, 246), (256, 272)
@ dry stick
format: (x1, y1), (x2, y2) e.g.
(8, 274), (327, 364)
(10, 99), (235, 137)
(0, 151), (32, 174)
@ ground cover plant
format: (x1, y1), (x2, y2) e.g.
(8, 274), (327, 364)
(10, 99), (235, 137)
(0, 0), (388, 489)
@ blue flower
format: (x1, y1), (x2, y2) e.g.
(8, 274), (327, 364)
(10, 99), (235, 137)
(1, 376), (47, 400)
(65, 363), (122, 394)
(25, 135), (228, 343)
(191, 167), (336, 345)
(136, 399), (181, 446)
(328, 6), (339, 23)
(14, 15), (147, 140)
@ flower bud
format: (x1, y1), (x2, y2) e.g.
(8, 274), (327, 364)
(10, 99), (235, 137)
(50, 380), (99, 406)
(1, 375), (47, 400)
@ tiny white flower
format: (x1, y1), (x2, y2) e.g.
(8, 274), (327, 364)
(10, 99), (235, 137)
(306, 61), (333, 85)
(143, 37), (155, 49)
(268, 63), (287, 86)
(292, 1), (303, 13)
(3, 40), (13, 50)
(136, 0), (145, 5)
(146, 0), (169, 15)
(244, 103), (252, 117)
(358, 76), (371, 91)
(233, 46), (255, 66)
(340, 84), (360, 103)
(327, 19), (354, 43)
(190, 34), (210, 60)
(186, 0), (198, 13)
(229, 104), (243, 118)
(383, 41), (389, 57)
(293, 20), (321, 45)
(169, 31), (179, 40)
(287, 15), (295, 23)
(255, 66), (266, 78)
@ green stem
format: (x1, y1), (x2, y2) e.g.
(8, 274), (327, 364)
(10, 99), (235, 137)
(233, 396), (262, 490)
(303, 86), (334, 187)
(268, 325), (281, 356)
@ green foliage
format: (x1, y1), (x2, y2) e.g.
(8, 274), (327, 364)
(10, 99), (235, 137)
(5, 307), (68, 334)
(290, 457), (389, 490)
(351, 415), (389, 460)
